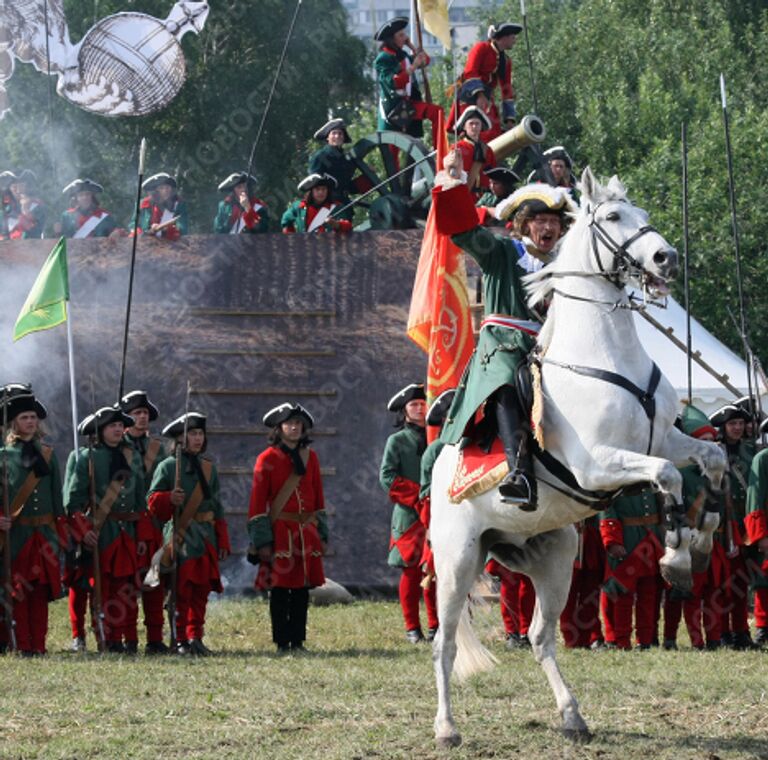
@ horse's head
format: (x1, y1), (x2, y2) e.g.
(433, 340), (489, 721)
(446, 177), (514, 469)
(579, 167), (678, 295)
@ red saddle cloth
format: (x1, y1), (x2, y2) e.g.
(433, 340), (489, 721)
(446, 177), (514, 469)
(448, 437), (509, 503)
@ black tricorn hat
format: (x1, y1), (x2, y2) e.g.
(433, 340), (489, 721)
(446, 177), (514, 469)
(162, 412), (207, 438)
(1, 392), (48, 422)
(62, 178), (104, 196)
(455, 105), (493, 134)
(484, 166), (521, 187)
(314, 118), (351, 143)
(120, 390), (159, 421)
(16, 169), (37, 185)
(263, 402), (314, 430)
(79, 405), (135, 436)
(487, 22), (523, 39)
(375, 16), (408, 42)
(0, 171), (18, 189)
(543, 145), (573, 169)
(1, 382), (33, 399)
(426, 389), (456, 427)
(142, 172), (177, 192)
(297, 173), (338, 193)
(217, 172), (257, 193)
(387, 383), (426, 412)
(709, 404), (751, 427)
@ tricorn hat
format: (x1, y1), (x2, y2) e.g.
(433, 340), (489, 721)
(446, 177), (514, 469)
(375, 16), (408, 42)
(387, 383), (426, 412)
(484, 166), (520, 188)
(297, 173), (338, 193)
(217, 172), (257, 193)
(680, 404), (717, 440)
(1, 382), (33, 399)
(709, 404), (750, 428)
(426, 389), (456, 428)
(263, 402), (314, 430)
(16, 169), (37, 185)
(0, 171), (18, 190)
(495, 183), (576, 222)
(733, 395), (765, 421)
(487, 22), (523, 39)
(1, 392), (48, 422)
(79, 405), (135, 436)
(455, 105), (492, 135)
(162, 412), (207, 438)
(314, 118), (351, 143)
(543, 145), (573, 169)
(62, 178), (104, 196)
(120, 390), (159, 421)
(142, 173), (177, 192)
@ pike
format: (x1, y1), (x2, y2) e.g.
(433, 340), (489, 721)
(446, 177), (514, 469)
(519, 0), (539, 115)
(118, 137), (147, 401)
(1, 394), (17, 651)
(409, 0), (432, 102)
(681, 122), (692, 403)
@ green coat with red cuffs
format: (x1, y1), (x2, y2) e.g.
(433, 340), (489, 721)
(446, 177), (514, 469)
(433, 184), (539, 447)
(744, 447), (768, 590)
(380, 423), (427, 568)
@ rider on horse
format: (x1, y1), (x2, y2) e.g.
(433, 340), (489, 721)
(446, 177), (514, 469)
(432, 156), (573, 510)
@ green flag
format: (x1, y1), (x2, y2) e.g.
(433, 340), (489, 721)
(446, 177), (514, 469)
(13, 237), (70, 341)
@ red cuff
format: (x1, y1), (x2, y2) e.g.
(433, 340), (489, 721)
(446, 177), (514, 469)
(164, 225), (181, 241)
(600, 518), (624, 548)
(215, 518), (231, 552)
(242, 207), (261, 228)
(745, 510), (768, 545)
(393, 71), (409, 89)
(432, 184), (482, 236)
(148, 491), (173, 522)
(282, 227), (295, 234)
(389, 476), (421, 508)
(70, 512), (93, 542)
(335, 219), (352, 234)
(417, 496), (431, 527)
(477, 207), (494, 225)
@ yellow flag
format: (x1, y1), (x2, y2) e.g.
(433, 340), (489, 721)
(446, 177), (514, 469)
(419, 0), (451, 49)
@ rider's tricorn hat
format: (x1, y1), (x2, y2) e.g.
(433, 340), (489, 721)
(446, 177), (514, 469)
(495, 183), (576, 222)
(297, 173), (337, 193)
(262, 402), (314, 430)
(487, 22), (523, 39)
(62, 178), (104, 196)
(375, 16), (408, 42)
(142, 173), (177, 192)
(162, 412), (207, 438)
(1, 392), (48, 422)
(217, 172), (257, 193)
(680, 404), (717, 440)
(709, 404), (750, 428)
(387, 383), (426, 412)
(120, 390), (159, 421)
(543, 146), (573, 169)
(79, 405), (135, 436)
(314, 118), (351, 144)
(455, 106), (492, 135)
(426, 389), (455, 428)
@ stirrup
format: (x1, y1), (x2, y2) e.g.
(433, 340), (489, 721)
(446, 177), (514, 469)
(498, 472), (537, 511)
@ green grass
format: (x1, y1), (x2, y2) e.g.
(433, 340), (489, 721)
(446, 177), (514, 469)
(1, 598), (767, 759)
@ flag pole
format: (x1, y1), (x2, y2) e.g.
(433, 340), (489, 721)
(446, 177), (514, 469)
(118, 138), (147, 401)
(66, 303), (79, 461)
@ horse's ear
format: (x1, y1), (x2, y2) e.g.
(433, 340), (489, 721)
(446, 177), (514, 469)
(579, 166), (598, 204)
(606, 174), (627, 199)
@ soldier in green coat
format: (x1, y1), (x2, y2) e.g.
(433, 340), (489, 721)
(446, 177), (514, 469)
(476, 167), (520, 213)
(213, 172), (269, 234)
(0, 392), (64, 655)
(64, 405), (148, 653)
(433, 168), (552, 509)
(380, 383), (436, 643)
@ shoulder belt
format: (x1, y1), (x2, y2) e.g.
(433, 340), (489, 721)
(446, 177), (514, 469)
(270, 449), (311, 524)
(143, 438), (162, 475)
(9, 445), (54, 520)
(92, 448), (134, 533)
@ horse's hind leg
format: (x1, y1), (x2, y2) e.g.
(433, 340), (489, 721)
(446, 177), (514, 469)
(506, 527), (592, 742)
(432, 542), (485, 749)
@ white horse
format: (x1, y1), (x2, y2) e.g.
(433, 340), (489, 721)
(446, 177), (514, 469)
(430, 168), (726, 748)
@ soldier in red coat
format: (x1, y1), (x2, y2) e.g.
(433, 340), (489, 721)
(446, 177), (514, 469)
(448, 22), (522, 139)
(248, 403), (328, 652)
(451, 106), (497, 196)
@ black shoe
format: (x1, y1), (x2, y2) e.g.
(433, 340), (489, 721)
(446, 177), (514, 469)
(290, 642), (306, 652)
(732, 631), (758, 650)
(175, 640), (191, 656)
(720, 632), (734, 648)
(705, 640), (721, 651)
(189, 639), (212, 657)
(518, 634), (532, 648)
(124, 641), (138, 655)
(107, 642), (126, 654)
(635, 643), (651, 651)
(0, 642), (7, 655)
(662, 639), (677, 651)
(20, 650), (35, 658)
(405, 628), (424, 644)
(145, 641), (170, 656)
(425, 627), (438, 643)
(498, 471), (537, 510)
(276, 643), (291, 654)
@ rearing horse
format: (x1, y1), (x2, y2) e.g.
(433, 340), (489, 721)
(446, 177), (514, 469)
(429, 168), (726, 747)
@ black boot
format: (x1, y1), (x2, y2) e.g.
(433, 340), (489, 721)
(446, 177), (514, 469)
(494, 386), (537, 511)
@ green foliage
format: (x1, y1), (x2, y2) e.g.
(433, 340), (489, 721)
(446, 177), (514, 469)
(0, 0), (370, 232)
(488, 0), (768, 359)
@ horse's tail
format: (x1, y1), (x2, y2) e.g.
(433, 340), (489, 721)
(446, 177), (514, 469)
(453, 601), (499, 681)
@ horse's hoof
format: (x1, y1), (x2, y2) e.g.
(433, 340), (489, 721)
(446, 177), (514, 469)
(436, 732), (462, 749)
(562, 727), (593, 744)
(689, 546), (711, 575)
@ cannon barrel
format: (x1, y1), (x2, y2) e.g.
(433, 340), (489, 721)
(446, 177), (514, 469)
(488, 114), (547, 162)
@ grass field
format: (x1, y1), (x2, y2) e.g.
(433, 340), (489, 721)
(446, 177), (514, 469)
(1, 596), (767, 759)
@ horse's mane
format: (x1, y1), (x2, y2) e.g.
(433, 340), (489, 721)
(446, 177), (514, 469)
(524, 169), (628, 349)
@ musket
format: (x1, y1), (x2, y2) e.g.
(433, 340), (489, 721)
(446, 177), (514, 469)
(681, 121), (692, 404)
(87, 431), (106, 651)
(720, 450), (738, 557)
(168, 381), (191, 650)
(1, 395), (17, 651)
(407, 8), (432, 103)
(519, 0), (539, 115)
(726, 305), (760, 437)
